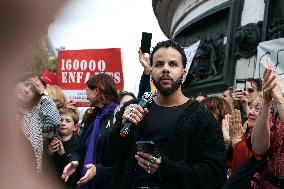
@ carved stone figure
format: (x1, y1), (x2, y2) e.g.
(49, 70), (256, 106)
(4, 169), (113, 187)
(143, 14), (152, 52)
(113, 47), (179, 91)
(189, 34), (225, 81)
(234, 22), (262, 59)
(267, 18), (284, 40)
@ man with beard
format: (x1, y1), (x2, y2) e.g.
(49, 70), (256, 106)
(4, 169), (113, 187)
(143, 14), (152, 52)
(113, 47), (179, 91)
(98, 40), (227, 189)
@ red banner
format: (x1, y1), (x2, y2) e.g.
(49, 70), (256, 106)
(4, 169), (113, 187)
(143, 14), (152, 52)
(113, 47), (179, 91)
(42, 69), (59, 86)
(57, 48), (124, 106)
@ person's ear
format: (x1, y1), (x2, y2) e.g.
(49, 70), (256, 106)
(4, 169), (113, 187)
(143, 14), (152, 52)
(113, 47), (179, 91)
(93, 88), (99, 98)
(73, 124), (78, 132)
(183, 68), (187, 76)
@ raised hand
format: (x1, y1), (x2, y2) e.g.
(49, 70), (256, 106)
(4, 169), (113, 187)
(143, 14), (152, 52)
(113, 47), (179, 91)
(229, 109), (245, 146)
(138, 49), (151, 75)
(262, 68), (276, 103)
(262, 58), (284, 103)
(222, 114), (231, 148)
(28, 76), (45, 94)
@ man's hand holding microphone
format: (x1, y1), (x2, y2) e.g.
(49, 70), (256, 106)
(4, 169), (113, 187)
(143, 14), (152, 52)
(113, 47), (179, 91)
(121, 94), (161, 174)
(122, 104), (148, 126)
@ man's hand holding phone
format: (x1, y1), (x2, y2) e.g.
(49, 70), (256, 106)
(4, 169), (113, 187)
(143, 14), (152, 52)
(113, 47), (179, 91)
(139, 32), (152, 75)
(140, 32), (152, 54)
(138, 49), (151, 75)
(135, 141), (161, 174)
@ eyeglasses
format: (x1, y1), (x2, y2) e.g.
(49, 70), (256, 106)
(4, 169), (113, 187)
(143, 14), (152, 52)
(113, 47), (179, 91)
(246, 88), (255, 93)
(249, 105), (262, 113)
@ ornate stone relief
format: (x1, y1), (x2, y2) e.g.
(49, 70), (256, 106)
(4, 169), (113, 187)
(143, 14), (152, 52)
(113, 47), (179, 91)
(189, 33), (225, 81)
(267, 18), (284, 40)
(234, 22), (262, 59)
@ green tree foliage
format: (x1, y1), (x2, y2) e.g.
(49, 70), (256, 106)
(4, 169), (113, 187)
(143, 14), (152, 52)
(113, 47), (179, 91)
(27, 41), (58, 76)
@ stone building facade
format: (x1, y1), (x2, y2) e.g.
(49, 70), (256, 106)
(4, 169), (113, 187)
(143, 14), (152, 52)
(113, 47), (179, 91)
(152, 0), (283, 96)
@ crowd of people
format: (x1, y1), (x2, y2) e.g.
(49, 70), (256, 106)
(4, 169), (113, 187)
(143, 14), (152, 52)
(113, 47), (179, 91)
(14, 40), (284, 189)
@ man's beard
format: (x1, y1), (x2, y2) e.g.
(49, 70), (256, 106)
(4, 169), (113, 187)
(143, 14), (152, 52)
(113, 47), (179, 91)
(152, 75), (183, 96)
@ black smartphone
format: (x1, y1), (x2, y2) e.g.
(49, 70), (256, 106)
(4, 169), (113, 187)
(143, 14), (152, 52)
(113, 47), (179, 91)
(235, 89), (246, 95)
(136, 140), (159, 157)
(235, 79), (246, 91)
(140, 32), (152, 53)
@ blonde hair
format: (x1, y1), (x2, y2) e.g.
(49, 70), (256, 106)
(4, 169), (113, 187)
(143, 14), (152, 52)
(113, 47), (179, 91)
(59, 107), (79, 125)
(46, 85), (67, 109)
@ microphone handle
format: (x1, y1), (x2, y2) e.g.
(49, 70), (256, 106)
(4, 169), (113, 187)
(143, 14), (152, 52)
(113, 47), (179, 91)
(120, 122), (133, 138)
(119, 98), (149, 138)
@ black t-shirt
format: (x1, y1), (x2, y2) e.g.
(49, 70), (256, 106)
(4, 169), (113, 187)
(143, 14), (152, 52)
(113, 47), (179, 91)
(136, 100), (191, 187)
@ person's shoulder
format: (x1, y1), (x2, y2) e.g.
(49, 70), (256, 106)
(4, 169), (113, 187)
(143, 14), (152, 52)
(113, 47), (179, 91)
(183, 100), (217, 122)
(184, 100), (209, 114)
(71, 134), (79, 141)
(61, 134), (79, 143)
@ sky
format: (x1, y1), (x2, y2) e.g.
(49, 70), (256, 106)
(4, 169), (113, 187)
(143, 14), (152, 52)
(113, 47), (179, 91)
(48, 0), (167, 95)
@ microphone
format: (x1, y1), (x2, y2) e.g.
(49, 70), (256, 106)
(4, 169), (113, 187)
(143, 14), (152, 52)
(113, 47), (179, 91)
(120, 92), (155, 138)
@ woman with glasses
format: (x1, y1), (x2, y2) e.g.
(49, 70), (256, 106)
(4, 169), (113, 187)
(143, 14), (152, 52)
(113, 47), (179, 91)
(251, 65), (284, 188)
(245, 78), (263, 106)
(230, 95), (263, 175)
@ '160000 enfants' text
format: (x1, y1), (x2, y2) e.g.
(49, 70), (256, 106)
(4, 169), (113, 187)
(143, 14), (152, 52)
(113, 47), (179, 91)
(60, 59), (121, 84)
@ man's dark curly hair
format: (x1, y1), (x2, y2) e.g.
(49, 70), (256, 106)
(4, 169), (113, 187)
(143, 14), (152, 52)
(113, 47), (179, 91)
(150, 40), (187, 68)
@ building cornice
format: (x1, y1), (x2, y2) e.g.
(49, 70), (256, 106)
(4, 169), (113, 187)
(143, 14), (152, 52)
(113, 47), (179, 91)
(152, 0), (182, 38)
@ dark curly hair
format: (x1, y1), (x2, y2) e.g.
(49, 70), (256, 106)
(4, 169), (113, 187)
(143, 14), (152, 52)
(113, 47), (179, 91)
(118, 91), (136, 102)
(245, 78), (262, 92)
(150, 40), (187, 68)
